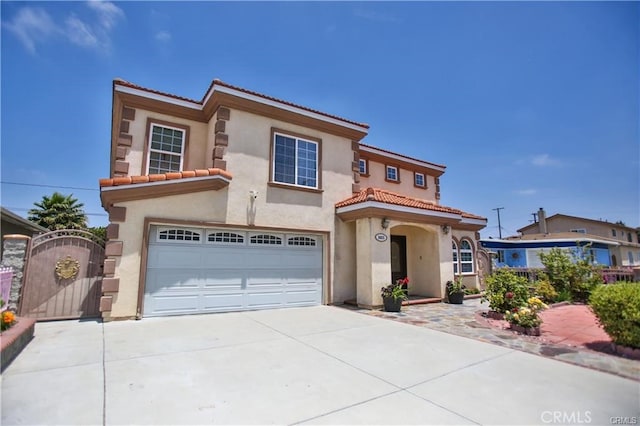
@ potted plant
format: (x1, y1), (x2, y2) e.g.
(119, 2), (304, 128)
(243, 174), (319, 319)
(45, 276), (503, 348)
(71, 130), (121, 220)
(381, 277), (409, 312)
(446, 276), (466, 304)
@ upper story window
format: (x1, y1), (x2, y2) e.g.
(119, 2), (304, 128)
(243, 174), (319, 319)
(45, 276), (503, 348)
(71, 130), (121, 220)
(612, 229), (617, 237)
(358, 159), (367, 175)
(386, 165), (399, 182)
(147, 124), (185, 174)
(272, 131), (319, 189)
(414, 172), (426, 188)
(570, 228), (586, 234)
(628, 233), (633, 243)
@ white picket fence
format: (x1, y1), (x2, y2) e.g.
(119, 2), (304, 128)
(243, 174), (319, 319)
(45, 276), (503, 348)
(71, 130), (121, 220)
(0, 267), (13, 311)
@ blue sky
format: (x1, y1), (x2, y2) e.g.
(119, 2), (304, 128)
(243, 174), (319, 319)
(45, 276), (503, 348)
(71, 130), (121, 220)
(2, 1), (638, 237)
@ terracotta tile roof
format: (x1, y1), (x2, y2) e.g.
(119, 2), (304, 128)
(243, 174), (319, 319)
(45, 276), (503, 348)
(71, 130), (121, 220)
(335, 188), (486, 220)
(99, 168), (232, 188)
(114, 78), (369, 129)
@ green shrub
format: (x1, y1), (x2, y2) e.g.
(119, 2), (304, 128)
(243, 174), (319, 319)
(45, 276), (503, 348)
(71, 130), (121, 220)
(589, 283), (640, 349)
(539, 246), (601, 302)
(482, 269), (530, 313)
(464, 287), (480, 295)
(534, 279), (558, 303)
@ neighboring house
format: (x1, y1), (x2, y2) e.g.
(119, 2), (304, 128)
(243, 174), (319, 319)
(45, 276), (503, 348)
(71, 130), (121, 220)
(481, 208), (640, 268)
(98, 78), (487, 320)
(0, 207), (47, 258)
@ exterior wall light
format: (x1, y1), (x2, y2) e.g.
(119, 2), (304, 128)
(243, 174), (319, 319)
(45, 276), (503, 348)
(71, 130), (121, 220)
(441, 225), (450, 234)
(381, 218), (390, 229)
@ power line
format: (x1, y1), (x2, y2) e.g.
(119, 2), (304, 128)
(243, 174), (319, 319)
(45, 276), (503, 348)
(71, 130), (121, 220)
(0, 181), (98, 191)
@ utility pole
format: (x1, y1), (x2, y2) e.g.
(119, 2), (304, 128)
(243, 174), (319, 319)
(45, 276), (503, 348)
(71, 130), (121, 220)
(531, 212), (538, 223)
(492, 207), (504, 239)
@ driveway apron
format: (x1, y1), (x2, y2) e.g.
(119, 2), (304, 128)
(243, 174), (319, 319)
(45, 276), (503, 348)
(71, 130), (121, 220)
(2, 306), (638, 425)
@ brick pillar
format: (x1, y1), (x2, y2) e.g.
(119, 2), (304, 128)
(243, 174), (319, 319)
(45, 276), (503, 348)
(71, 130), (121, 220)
(0, 235), (31, 312)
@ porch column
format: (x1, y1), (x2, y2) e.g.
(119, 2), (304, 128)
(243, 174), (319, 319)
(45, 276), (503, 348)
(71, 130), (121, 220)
(356, 217), (391, 309)
(438, 229), (454, 295)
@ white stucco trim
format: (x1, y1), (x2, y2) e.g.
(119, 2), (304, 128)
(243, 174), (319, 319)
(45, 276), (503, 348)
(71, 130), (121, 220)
(210, 84), (369, 133)
(460, 217), (488, 227)
(336, 201), (461, 221)
(115, 85), (202, 110)
(359, 145), (446, 173)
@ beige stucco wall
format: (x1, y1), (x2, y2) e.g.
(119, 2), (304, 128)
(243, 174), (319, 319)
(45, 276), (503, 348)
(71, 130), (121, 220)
(389, 224), (443, 297)
(333, 219), (357, 303)
(125, 110), (209, 175)
(360, 160), (437, 201)
(108, 107), (358, 317)
(108, 189), (230, 318)
(451, 229), (482, 290)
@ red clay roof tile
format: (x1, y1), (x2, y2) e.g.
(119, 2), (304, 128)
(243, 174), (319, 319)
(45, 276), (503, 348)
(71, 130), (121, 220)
(335, 187), (486, 220)
(99, 168), (232, 188)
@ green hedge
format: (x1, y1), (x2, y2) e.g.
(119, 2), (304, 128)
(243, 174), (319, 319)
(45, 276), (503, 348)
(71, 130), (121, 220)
(482, 268), (530, 313)
(589, 282), (640, 349)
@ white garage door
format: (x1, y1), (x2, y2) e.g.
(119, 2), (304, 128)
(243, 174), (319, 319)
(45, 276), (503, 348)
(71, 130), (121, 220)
(144, 226), (323, 317)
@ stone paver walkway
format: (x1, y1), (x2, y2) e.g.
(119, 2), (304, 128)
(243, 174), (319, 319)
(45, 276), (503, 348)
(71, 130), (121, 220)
(344, 298), (639, 381)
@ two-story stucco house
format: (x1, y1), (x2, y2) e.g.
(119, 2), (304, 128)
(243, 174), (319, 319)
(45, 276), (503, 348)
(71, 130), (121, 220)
(98, 78), (487, 320)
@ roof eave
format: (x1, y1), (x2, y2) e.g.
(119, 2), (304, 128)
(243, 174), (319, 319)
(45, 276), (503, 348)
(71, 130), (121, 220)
(100, 175), (231, 208)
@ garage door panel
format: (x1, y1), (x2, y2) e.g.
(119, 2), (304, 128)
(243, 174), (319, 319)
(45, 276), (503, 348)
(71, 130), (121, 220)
(283, 251), (322, 268)
(201, 270), (244, 290)
(246, 291), (284, 308)
(146, 270), (201, 293)
(147, 246), (205, 269)
(201, 293), (244, 311)
(149, 294), (199, 316)
(144, 226), (323, 317)
(284, 289), (320, 305)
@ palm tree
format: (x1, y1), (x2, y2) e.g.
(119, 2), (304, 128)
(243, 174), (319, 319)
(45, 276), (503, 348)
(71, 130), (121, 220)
(28, 192), (88, 231)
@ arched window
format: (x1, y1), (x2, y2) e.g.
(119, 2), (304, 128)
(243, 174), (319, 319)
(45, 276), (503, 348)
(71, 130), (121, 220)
(452, 241), (459, 274)
(459, 239), (474, 274)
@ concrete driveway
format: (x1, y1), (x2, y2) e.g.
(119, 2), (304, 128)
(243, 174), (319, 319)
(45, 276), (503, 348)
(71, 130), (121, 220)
(2, 306), (638, 425)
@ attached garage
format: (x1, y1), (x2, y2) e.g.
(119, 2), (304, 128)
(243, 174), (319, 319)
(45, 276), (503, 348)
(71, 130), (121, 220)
(144, 226), (323, 317)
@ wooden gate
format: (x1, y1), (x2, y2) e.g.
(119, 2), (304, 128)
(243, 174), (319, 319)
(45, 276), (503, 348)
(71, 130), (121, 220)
(20, 230), (104, 320)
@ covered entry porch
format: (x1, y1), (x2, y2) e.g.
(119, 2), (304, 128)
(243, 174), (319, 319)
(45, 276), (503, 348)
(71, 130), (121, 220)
(335, 188), (487, 309)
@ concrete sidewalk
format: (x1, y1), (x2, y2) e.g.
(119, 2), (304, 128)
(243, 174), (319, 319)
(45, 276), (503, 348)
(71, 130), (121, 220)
(2, 306), (638, 425)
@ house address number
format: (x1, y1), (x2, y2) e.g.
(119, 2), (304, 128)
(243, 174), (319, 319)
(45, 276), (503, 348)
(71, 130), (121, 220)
(375, 233), (388, 242)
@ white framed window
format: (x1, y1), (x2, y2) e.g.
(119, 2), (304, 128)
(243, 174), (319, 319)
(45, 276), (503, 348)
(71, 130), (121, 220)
(358, 159), (367, 175)
(272, 132), (318, 189)
(386, 165), (399, 182)
(158, 227), (201, 242)
(414, 172), (425, 188)
(612, 229), (617, 237)
(147, 124), (185, 174)
(287, 236), (317, 247)
(459, 239), (474, 274)
(496, 250), (505, 263)
(207, 231), (245, 244)
(250, 234), (283, 245)
(452, 241), (458, 274)
(570, 228), (586, 234)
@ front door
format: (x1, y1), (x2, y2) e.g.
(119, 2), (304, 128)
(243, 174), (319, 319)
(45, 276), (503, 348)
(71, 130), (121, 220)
(391, 235), (408, 293)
